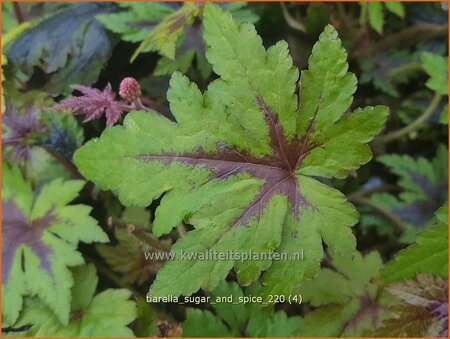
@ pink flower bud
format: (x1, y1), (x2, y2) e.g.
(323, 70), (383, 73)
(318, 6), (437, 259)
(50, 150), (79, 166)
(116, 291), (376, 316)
(119, 77), (141, 102)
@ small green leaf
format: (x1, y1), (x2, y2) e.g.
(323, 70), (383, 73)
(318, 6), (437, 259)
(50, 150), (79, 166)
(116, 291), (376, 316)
(421, 52), (448, 94)
(301, 252), (391, 337)
(381, 204), (448, 283)
(301, 251), (383, 306)
(368, 2), (384, 34)
(384, 2), (405, 18)
(131, 2), (199, 61)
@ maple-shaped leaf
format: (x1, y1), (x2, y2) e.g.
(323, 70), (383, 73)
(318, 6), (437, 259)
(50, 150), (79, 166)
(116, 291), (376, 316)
(381, 204), (448, 284)
(2, 103), (47, 161)
(53, 84), (124, 126)
(96, 228), (170, 285)
(183, 281), (302, 337)
(7, 264), (137, 337)
(371, 146), (448, 239)
(300, 252), (391, 337)
(74, 4), (388, 298)
(376, 274), (448, 337)
(1, 165), (108, 326)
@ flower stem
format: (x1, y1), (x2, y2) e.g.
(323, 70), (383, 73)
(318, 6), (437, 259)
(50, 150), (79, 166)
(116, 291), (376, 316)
(41, 146), (83, 179)
(348, 196), (405, 235)
(280, 3), (305, 32)
(376, 93), (442, 144)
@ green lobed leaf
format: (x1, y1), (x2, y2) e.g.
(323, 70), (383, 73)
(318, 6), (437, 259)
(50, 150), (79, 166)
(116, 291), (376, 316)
(182, 281), (302, 337)
(8, 264), (137, 337)
(300, 251), (391, 336)
(301, 251), (383, 306)
(368, 2), (384, 34)
(74, 4), (388, 299)
(381, 204), (448, 283)
(1, 165), (108, 326)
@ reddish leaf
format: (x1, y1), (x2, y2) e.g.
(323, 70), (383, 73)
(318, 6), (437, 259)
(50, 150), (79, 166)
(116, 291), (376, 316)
(376, 274), (448, 337)
(53, 84), (123, 126)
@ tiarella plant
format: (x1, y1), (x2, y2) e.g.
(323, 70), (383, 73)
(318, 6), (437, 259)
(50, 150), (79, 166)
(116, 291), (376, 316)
(2, 165), (108, 326)
(74, 4), (388, 298)
(2, 2), (448, 338)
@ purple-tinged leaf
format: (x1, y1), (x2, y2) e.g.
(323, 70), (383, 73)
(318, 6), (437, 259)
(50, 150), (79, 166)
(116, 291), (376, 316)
(53, 83), (124, 126)
(74, 6), (389, 298)
(301, 252), (392, 336)
(376, 274), (448, 337)
(2, 103), (47, 161)
(1, 165), (107, 326)
(96, 227), (170, 286)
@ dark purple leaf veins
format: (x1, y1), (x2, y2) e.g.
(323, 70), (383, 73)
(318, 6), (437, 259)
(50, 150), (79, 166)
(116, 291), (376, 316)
(138, 95), (317, 226)
(2, 200), (56, 283)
